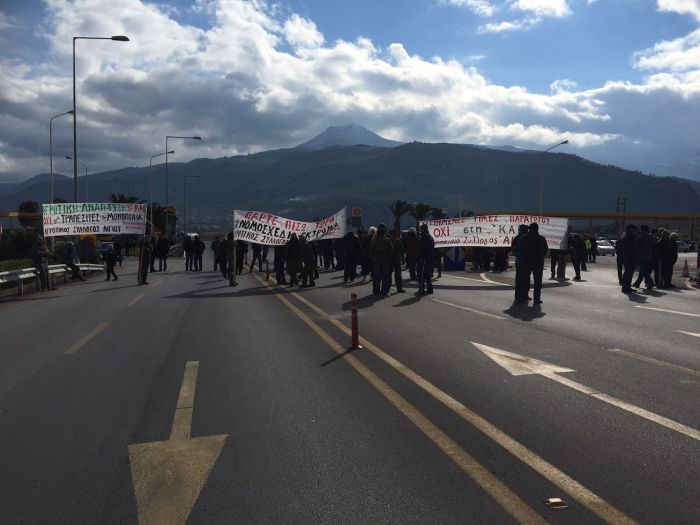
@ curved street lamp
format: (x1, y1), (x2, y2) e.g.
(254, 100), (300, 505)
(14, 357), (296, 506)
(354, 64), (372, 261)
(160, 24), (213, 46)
(72, 34), (129, 202)
(49, 109), (73, 205)
(65, 155), (88, 201)
(149, 150), (175, 233)
(539, 140), (569, 215)
(164, 135), (202, 236)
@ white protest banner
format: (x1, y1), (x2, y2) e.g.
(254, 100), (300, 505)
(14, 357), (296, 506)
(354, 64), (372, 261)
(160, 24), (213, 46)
(421, 214), (569, 249)
(234, 208), (346, 245)
(42, 202), (147, 237)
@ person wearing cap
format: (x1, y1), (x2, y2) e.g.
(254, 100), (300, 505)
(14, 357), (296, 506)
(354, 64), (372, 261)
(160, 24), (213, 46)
(520, 222), (548, 305)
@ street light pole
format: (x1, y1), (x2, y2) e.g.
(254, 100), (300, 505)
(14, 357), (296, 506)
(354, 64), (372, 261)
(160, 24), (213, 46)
(538, 139), (569, 215)
(49, 110), (73, 205)
(72, 35), (129, 203)
(65, 156), (88, 201)
(184, 175), (200, 235)
(149, 151), (175, 235)
(164, 135), (202, 236)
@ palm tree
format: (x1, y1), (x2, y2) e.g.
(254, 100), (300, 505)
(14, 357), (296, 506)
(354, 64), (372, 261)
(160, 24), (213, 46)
(430, 207), (445, 220)
(109, 193), (140, 204)
(388, 200), (414, 233)
(409, 203), (433, 229)
(458, 209), (475, 218)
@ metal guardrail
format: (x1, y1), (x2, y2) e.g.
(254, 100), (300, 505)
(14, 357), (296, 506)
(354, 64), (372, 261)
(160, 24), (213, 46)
(0, 263), (105, 296)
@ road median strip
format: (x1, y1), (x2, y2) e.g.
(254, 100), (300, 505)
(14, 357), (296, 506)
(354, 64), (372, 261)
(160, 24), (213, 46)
(64, 322), (110, 355)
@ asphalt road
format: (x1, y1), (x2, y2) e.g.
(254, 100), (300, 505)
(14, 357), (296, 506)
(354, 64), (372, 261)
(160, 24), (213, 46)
(0, 251), (698, 524)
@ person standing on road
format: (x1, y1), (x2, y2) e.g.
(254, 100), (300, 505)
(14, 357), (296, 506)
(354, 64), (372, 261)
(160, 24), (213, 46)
(369, 224), (393, 296)
(342, 231), (360, 283)
(285, 234), (301, 287)
(300, 235), (316, 287)
(511, 224), (529, 303)
(139, 236), (152, 285)
(633, 225), (654, 290)
(658, 231), (679, 288)
(156, 234), (169, 272)
(614, 236), (624, 285)
(211, 236), (221, 272)
(619, 224), (638, 293)
(389, 229), (405, 293)
(104, 248), (119, 281)
(404, 227), (419, 281)
(113, 237), (122, 267)
(63, 241), (84, 282)
(571, 234), (586, 281)
(235, 240), (247, 275)
(32, 236), (53, 291)
(249, 243), (263, 273)
(149, 235), (157, 272)
(193, 235), (205, 271)
(223, 232), (238, 287)
(360, 228), (374, 282)
(273, 243), (287, 285)
(416, 223), (434, 296)
(520, 222), (548, 305)
(183, 235), (193, 272)
(549, 247), (559, 279)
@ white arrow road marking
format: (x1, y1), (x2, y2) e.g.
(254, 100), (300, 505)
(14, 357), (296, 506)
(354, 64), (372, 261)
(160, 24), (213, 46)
(675, 330), (700, 339)
(634, 306), (700, 318)
(128, 361), (227, 525)
(472, 342), (700, 442)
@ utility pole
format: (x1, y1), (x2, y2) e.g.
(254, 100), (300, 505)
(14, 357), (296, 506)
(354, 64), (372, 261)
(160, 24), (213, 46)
(616, 197), (628, 235)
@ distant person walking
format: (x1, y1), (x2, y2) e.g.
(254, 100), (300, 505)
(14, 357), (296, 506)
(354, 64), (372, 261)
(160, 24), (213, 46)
(520, 222), (548, 305)
(139, 236), (152, 285)
(342, 231), (360, 283)
(211, 236), (221, 272)
(619, 225), (638, 293)
(113, 237), (123, 267)
(300, 236), (316, 287)
(156, 234), (169, 271)
(104, 249), (119, 281)
(416, 224), (434, 296)
(250, 243), (263, 273)
(369, 224), (393, 296)
(183, 235), (194, 271)
(633, 225), (654, 290)
(193, 235), (205, 271)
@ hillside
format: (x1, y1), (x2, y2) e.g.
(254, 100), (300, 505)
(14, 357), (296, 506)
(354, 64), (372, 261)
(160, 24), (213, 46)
(1, 142), (699, 229)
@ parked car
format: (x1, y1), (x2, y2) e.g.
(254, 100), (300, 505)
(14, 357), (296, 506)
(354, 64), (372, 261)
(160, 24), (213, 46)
(596, 239), (616, 256)
(677, 241), (691, 253)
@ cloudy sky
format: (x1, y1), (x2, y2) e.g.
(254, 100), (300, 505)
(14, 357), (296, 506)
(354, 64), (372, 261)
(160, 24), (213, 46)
(1, 0), (699, 182)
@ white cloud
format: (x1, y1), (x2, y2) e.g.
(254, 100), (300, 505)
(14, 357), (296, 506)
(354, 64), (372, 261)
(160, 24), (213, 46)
(441, 0), (496, 17)
(0, 0), (698, 182)
(478, 17), (538, 32)
(657, 0), (700, 21)
(510, 0), (572, 18)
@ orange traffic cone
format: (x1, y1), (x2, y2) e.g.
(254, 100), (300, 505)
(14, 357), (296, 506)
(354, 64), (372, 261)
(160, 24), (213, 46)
(682, 259), (690, 278)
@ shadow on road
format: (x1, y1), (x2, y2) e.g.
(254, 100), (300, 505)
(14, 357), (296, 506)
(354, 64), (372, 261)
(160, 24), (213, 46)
(502, 303), (546, 321)
(319, 346), (360, 367)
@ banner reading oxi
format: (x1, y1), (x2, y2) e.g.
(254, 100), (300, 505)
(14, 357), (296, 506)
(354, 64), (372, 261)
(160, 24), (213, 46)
(420, 215), (569, 249)
(233, 208), (347, 245)
(42, 202), (147, 237)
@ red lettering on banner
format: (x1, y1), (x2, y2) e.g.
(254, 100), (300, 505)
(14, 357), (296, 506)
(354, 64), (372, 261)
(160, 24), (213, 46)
(433, 226), (450, 237)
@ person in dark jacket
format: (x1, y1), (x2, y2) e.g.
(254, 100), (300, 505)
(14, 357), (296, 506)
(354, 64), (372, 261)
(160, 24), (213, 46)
(285, 234), (301, 287)
(360, 229), (374, 282)
(619, 225), (638, 293)
(334, 238), (345, 272)
(183, 235), (193, 271)
(658, 230), (678, 288)
(156, 234), (169, 271)
(63, 241), (84, 281)
(369, 224), (393, 295)
(300, 235), (316, 287)
(614, 236), (624, 285)
(404, 227), (419, 280)
(249, 243), (263, 273)
(416, 224), (434, 295)
(570, 234), (586, 281)
(222, 233), (238, 287)
(520, 222), (548, 304)
(104, 249), (119, 281)
(32, 236), (53, 291)
(193, 235), (205, 271)
(389, 229), (405, 293)
(274, 244), (287, 285)
(113, 237), (122, 267)
(342, 231), (360, 283)
(149, 235), (157, 272)
(211, 236), (221, 272)
(633, 225), (654, 289)
(139, 236), (152, 285)
(235, 240), (247, 274)
(511, 224), (529, 303)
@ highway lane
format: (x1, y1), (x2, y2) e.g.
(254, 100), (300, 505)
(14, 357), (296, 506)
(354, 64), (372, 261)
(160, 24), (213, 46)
(0, 252), (697, 524)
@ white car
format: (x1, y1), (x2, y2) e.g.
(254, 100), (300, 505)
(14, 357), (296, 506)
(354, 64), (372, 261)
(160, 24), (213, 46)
(596, 239), (615, 256)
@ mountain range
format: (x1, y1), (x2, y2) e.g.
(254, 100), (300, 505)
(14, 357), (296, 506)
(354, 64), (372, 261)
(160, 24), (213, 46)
(1, 125), (699, 230)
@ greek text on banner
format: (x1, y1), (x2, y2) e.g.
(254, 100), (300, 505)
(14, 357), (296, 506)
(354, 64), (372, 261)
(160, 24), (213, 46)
(234, 208), (346, 245)
(420, 215), (569, 249)
(42, 202), (147, 237)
